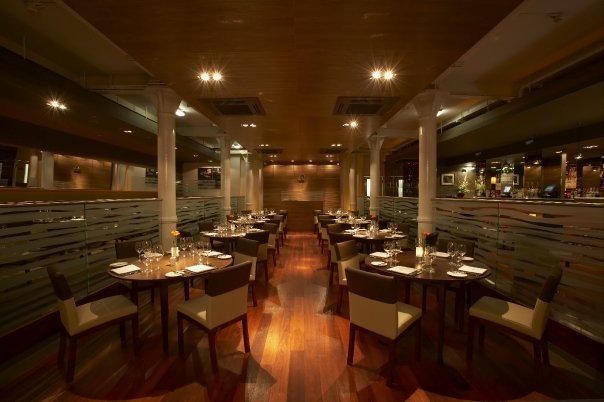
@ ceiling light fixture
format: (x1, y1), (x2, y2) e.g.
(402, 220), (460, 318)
(175, 108), (185, 117)
(198, 72), (210, 81)
(371, 69), (396, 80)
(583, 145), (598, 149)
(198, 71), (223, 82)
(123, 129), (132, 133)
(212, 72), (222, 81)
(350, 121), (358, 128)
(383, 70), (394, 80)
(47, 99), (67, 110)
(436, 107), (445, 117)
(371, 70), (382, 79)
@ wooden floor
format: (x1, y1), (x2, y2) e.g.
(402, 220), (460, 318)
(1, 232), (603, 402)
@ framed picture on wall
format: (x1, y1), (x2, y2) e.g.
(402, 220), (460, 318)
(441, 173), (455, 185)
(197, 167), (221, 189)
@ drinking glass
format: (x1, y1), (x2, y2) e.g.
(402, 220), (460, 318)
(457, 243), (467, 267)
(424, 246), (436, 273)
(447, 241), (457, 266)
(135, 241), (144, 261)
(153, 244), (164, 270)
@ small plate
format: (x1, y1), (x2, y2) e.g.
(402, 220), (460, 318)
(371, 261), (387, 267)
(217, 254), (232, 260)
(447, 271), (468, 278)
(109, 262), (128, 268)
(462, 256), (474, 261)
(165, 271), (184, 277)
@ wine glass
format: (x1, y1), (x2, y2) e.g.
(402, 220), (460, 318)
(153, 244), (164, 270)
(447, 241), (457, 266)
(457, 243), (467, 267)
(383, 241), (394, 266)
(135, 241), (144, 261)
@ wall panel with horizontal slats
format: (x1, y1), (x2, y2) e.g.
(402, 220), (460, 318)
(0, 197), (224, 336)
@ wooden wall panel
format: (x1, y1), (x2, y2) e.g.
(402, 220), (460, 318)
(263, 165), (340, 231)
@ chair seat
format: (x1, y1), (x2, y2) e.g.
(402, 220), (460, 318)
(72, 295), (137, 335)
(469, 296), (538, 338)
(396, 302), (422, 337)
(177, 295), (210, 327)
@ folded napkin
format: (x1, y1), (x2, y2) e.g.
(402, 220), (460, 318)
(354, 234), (367, 238)
(185, 264), (216, 273)
(203, 250), (222, 257)
(379, 229), (390, 233)
(202, 232), (218, 236)
(447, 271), (467, 278)
(111, 264), (141, 275)
(390, 234), (405, 239)
(370, 251), (390, 258)
(387, 266), (417, 275)
(344, 229), (355, 233)
(431, 251), (449, 258)
(144, 252), (163, 258)
(459, 265), (487, 274)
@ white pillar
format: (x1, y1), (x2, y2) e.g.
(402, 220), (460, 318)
(218, 135), (231, 218)
(367, 136), (384, 217)
(340, 155), (350, 210)
(349, 153), (357, 211)
(28, 151), (39, 187)
(413, 90), (441, 235)
(146, 85), (181, 251)
(40, 151), (54, 189)
(112, 163), (128, 191)
(245, 156), (254, 210)
(258, 162), (264, 211)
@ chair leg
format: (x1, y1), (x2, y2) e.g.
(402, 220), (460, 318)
(58, 330), (66, 368)
(66, 337), (77, 382)
(414, 321), (422, 360)
(421, 284), (428, 312)
(132, 316), (139, 355)
(208, 330), (218, 372)
(387, 340), (397, 386)
(541, 339), (550, 366)
(336, 285), (344, 313)
(347, 325), (356, 365)
(250, 283), (257, 307)
(478, 323), (485, 349)
(119, 322), (126, 343)
(242, 316), (251, 353)
(329, 263), (335, 286)
(466, 317), (475, 361)
(177, 314), (185, 355)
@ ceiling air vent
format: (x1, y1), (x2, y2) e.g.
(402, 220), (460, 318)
(319, 148), (346, 154)
(202, 97), (265, 116)
(333, 96), (398, 115)
(255, 148), (283, 154)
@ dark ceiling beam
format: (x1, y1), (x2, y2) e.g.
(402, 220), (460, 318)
(0, 116), (157, 167)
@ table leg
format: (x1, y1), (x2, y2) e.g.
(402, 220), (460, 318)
(159, 283), (169, 353)
(436, 283), (446, 363)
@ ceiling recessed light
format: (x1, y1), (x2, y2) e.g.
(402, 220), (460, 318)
(342, 123), (350, 127)
(199, 72), (210, 81)
(309, 160), (312, 163)
(193, 154), (199, 158)
(250, 123), (256, 128)
(123, 129), (132, 133)
(371, 70), (382, 79)
(291, 159), (295, 163)
(583, 145), (598, 149)
(350, 121), (358, 128)
(241, 123), (249, 127)
(47, 99), (67, 110)
(212, 72), (222, 81)
(383, 71), (394, 80)
(175, 108), (185, 117)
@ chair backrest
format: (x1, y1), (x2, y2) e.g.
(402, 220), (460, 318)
(397, 223), (410, 235)
(334, 240), (358, 261)
(329, 231), (353, 246)
(437, 238), (475, 257)
(178, 230), (192, 238)
(115, 240), (138, 259)
(245, 230), (269, 261)
(47, 266), (78, 334)
(244, 230), (269, 245)
(530, 266), (563, 338)
(346, 267), (399, 339)
(198, 220), (214, 232)
(327, 223), (343, 234)
(205, 261), (252, 328)
(425, 232), (439, 247)
(233, 237), (259, 280)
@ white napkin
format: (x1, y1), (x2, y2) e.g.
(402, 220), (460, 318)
(370, 252), (390, 258)
(354, 234), (367, 238)
(431, 251), (449, 258)
(185, 264), (215, 273)
(111, 264), (140, 275)
(144, 252), (163, 258)
(387, 266), (417, 275)
(459, 265), (487, 274)
(447, 271), (467, 278)
(203, 250), (222, 257)
(344, 229), (355, 233)
(202, 232), (218, 236)
(390, 234), (405, 239)
(370, 261), (387, 267)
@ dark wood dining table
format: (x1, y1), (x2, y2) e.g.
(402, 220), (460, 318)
(107, 253), (232, 353)
(365, 252), (490, 363)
